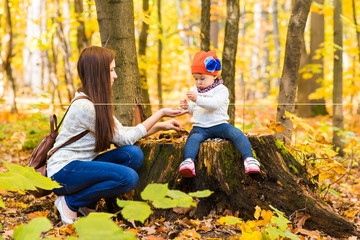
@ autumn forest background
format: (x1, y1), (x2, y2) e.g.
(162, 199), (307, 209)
(0, 0), (360, 239)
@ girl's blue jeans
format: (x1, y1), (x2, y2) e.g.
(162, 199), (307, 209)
(184, 123), (253, 161)
(51, 145), (144, 212)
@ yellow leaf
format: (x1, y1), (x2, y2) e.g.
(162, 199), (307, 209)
(266, 120), (286, 133)
(254, 205), (261, 220)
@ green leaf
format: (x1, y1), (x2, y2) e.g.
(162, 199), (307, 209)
(141, 183), (169, 201)
(0, 163), (60, 191)
(0, 199), (5, 209)
(13, 217), (52, 240)
(188, 190), (213, 198)
(75, 212), (136, 240)
(265, 226), (284, 240)
(152, 198), (177, 209)
(167, 190), (195, 208)
(271, 215), (290, 231)
(284, 230), (301, 240)
(117, 200), (152, 223)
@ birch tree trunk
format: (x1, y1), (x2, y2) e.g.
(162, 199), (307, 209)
(4, 0), (17, 113)
(23, 0), (42, 93)
(95, 0), (143, 126)
(248, 2), (262, 100)
(222, 0), (239, 126)
(138, 0), (152, 118)
(200, 0), (211, 51)
(275, 0), (312, 144)
(333, 0), (344, 155)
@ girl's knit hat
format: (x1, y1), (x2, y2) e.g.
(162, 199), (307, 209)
(191, 51), (221, 76)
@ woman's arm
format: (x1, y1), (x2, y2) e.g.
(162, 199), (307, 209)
(141, 108), (188, 135)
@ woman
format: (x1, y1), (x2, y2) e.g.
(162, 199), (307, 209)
(47, 46), (188, 224)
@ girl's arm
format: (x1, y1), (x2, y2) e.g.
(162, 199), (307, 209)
(141, 108), (188, 132)
(195, 86), (229, 111)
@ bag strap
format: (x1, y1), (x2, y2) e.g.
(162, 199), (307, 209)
(56, 96), (91, 131)
(47, 95), (91, 159)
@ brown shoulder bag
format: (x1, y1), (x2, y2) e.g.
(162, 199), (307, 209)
(27, 96), (89, 197)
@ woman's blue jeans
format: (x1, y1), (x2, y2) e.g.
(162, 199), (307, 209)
(51, 145), (144, 212)
(184, 123), (253, 161)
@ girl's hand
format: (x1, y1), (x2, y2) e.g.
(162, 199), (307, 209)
(186, 91), (197, 102)
(160, 108), (189, 118)
(179, 99), (189, 110)
(159, 119), (183, 132)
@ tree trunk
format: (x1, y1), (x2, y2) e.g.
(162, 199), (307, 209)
(222, 0), (239, 126)
(210, 0), (219, 49)
(157, 0), (163, 108)
(135, 134), (357, 238)
(56, 0), (75, 102)
(260, 8), (270, 98)
(275, 0), (312, 145)
(200, 0), (211, 51)
(239, 0), (247, 92)
(138, 0), (152, 119)
(298, 0), (327, 118)
(4, 0), (17, 113)
(95, 0), (143, 126)
(23, 0), (42, 93)
(352, 0), (360, 115)
(74, 0), (88, 53)
(248, 2), (262, 100)
(333, 0), (344, 156)
(271, 0), (281, 89)
(309, 0), (327, 116)
(296, 38), (310, 117)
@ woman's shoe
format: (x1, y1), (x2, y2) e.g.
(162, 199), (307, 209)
(78, 206), (96, 217)
(55, 196), (77, 224)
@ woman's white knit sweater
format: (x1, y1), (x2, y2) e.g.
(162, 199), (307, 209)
(187, 84), (229, 128)
(46, 92), (147, 178)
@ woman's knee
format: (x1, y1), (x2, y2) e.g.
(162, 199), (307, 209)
(117, 169), (139, 193)
(126, 145), (144, 170)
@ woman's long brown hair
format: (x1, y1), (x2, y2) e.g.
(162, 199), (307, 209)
(77, 46), (115, 152)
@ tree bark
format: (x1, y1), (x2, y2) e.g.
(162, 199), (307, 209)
(95, 0), (143, 126)
(4, 0), (17, 113)
(74, 0), (88, 53)
(56, 0), (75, 102)
(157, 0), (163, 108)
(271, 0), (281, 89)
(23, 0), (42, 93)
(135, 135), (357, 238)
(200, 0), (211, 51)
(210, 0), (219, 49)
(248, 2), (262, 100)
(275, 0), (312, 145)
(222, 0), (239, 126)
(138, 0), (152, 119)
(333, 0), (344, 155)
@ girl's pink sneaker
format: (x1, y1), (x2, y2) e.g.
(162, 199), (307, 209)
(179, 159), (196, 177)
(244, 157), (260, 173)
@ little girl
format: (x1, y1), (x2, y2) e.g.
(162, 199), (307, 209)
(179, 51), (260, 177)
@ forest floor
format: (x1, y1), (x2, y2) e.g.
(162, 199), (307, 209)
(0, 95), (359, 239)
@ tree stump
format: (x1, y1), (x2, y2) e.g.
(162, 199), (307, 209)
(135, 134), (357, 238)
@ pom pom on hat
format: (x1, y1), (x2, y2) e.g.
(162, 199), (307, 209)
(191, 51), (221, 76)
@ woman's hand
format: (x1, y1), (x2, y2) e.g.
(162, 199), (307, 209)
(179, 99), (189, 110)
(160, 108), (189, 117)
(159, 119), (183, 132)
(186, 91), (197, 102)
